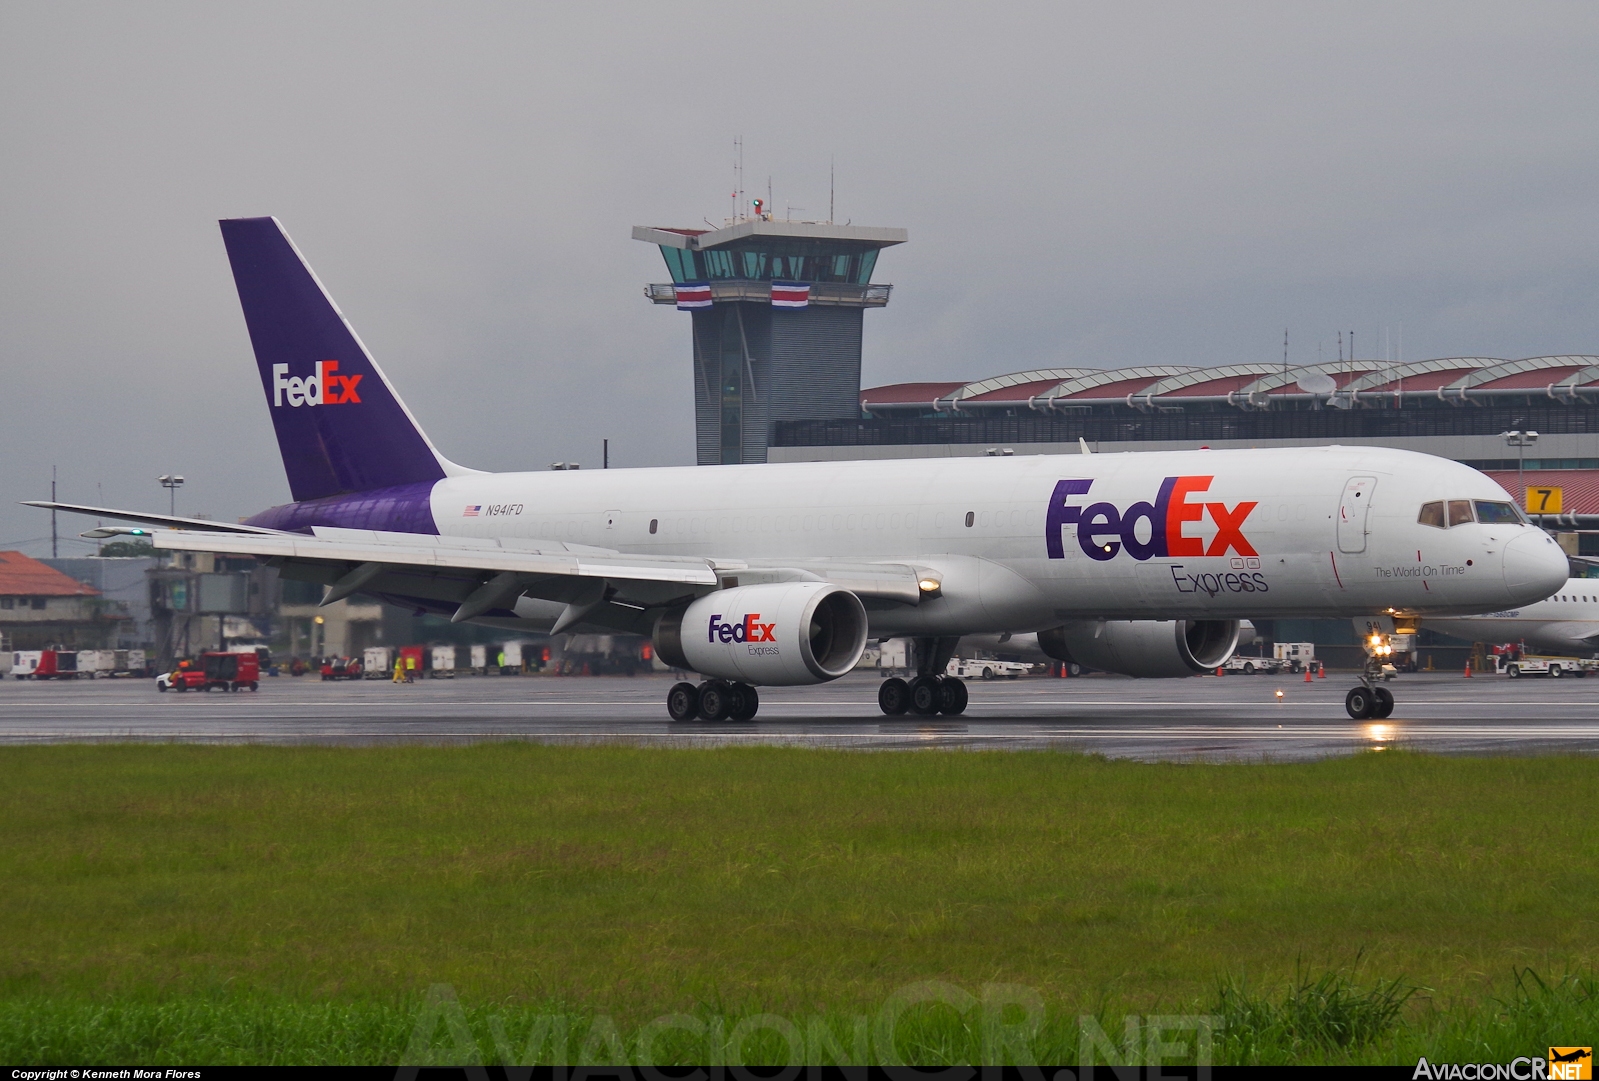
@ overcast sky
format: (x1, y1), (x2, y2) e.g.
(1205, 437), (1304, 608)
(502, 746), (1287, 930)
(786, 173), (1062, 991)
(4, 2), (1598, 556)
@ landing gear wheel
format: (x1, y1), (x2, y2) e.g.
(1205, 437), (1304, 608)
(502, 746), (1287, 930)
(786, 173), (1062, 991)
(909, 675), (942, 716)
(938, 676), (968, 715)
(666, 681), (701, 721)
(1345, 686), (1375, 720)
(727, 682), (759, 721)
(698, 680), (733, 721)
(878, 677), (910, 715)
(1373, 686), (1395, 719)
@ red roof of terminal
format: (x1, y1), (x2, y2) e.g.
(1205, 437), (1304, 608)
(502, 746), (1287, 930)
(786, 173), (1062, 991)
(1163, 374), (1261, 397)
(1484, 470), (1599, 515)
(1472, 366), (1590, 391)
(964, 378), (1071, 403)
(0, 551), (101, 597)
(1058, 376), (1166, 400)
(860, 382), (967, 406)
(1359, 366), (1485, 392)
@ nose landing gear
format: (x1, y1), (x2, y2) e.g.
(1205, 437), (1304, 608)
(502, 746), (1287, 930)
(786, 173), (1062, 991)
(1344, 684), (1394, 719)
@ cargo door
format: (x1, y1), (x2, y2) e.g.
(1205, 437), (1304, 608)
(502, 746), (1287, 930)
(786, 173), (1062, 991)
(1337, 476), (1377, 554)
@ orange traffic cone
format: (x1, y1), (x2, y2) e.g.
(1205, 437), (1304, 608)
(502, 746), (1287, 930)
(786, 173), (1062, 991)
(1304, 667), (1313, 683)
(1216, 667), (1225, 677)
(1318, 665), (1326, 678)
(1464, 661), (1472, 678)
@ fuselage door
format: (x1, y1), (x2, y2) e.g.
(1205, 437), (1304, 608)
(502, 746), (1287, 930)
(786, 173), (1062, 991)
(1337, 476), (1377, 554)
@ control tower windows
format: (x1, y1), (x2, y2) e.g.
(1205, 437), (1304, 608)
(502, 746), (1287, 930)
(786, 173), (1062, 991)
(657, 243), (881, 284)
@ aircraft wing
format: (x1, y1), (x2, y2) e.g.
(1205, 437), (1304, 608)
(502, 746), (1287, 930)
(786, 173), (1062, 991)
(144, 526), (925, 634)
(20, 500), (285, 535)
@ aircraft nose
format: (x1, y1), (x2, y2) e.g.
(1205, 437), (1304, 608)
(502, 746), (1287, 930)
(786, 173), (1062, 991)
(1502, 529), (1568, 603)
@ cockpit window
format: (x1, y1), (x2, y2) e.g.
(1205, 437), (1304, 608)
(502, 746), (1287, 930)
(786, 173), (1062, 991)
(1417, 501), (1446, 529)
(1447, 500), (1474, 527)
(1474, 500), (1522, 525)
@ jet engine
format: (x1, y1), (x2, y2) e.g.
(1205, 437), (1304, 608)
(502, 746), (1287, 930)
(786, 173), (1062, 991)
(1039, 619), (1241, 678)
(654, 582), (868, 686)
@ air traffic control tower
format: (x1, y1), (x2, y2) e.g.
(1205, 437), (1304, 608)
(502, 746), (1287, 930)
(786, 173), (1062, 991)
(634, 217), (906, 465)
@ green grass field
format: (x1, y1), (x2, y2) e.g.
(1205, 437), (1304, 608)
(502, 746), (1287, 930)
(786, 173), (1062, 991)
(2, 744), (1596, 1065)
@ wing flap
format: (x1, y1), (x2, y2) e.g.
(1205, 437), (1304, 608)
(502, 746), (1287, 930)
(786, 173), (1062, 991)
(152, 529), (720, 586)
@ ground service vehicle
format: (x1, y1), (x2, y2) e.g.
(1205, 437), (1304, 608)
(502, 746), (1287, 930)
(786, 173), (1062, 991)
(429, 645), (456, 677)
(157, 659), (206, 691)
(319, 657), (362, 680)
(1498, 652), (1595, 678)
(946, 657), (1032, 680)
(1274, 642), (1319, 673)
(362, 646), (393, 679)
(34, 216), (1570, 722)
(25, 650), (79, 680)
(201, 651), (260, 691)
(397, 646), (424, 679)
(1222, 654), (1279, 674)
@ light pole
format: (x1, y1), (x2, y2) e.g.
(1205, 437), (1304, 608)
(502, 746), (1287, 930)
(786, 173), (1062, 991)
(1502, 430), (1538, 509)
(158, 474), (185, 517)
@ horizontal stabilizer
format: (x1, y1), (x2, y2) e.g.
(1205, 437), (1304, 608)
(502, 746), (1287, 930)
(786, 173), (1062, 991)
(21, 501), (284, 535)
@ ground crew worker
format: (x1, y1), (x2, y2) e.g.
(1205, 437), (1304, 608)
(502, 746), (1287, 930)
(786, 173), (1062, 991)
(393, 656), (405, 683)
(404, 653), (417, 683)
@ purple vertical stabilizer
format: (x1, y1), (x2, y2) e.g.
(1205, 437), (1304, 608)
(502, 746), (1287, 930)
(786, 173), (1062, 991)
(220, 217), (448, 503)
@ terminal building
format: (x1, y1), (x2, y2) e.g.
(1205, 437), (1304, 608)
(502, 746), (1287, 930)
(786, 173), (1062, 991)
(762, 355), (1599, 522)
(635, 216), (905, 465)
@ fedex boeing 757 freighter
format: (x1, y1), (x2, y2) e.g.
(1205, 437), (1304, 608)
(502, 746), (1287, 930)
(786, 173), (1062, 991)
(29, 218), (1569, 720)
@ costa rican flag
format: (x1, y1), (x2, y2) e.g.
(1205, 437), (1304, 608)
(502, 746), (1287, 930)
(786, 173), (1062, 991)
(771, 281), (810, 308)
(463, 505), (480, 517)
(675, 282), (712, 310)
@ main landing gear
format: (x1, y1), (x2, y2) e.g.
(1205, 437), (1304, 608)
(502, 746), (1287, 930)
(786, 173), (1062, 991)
(667, 679), (759, 721)
(879, 636), (968, 716)
(878, 674), (967, 716)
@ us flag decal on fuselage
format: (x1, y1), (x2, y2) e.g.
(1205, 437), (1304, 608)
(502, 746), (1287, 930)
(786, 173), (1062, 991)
(463, 505), (480, 517)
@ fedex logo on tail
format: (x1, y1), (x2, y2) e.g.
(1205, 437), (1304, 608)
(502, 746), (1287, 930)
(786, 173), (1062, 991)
(271, 361), (364, 408)
(1046, 476), (1258, 562)
(708, 613), (776, 644)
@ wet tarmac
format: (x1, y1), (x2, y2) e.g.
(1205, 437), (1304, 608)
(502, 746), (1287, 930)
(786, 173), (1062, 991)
(1, 668), (1593, 761)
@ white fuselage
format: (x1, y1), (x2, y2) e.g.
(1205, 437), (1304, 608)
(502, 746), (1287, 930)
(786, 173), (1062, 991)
(1427, 578), (1599, 654)
(419, 444), (1568, 637)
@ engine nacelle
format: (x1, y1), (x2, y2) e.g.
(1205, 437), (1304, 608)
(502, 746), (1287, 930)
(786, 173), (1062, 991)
(1040, 619), (1241, 678)
(654, 582), (868, 686)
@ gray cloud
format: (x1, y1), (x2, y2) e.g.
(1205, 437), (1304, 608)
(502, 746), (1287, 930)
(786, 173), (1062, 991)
(3, 1), (1597, 553)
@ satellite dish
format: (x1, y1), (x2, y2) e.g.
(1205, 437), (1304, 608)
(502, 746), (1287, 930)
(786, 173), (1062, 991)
(1296, 372), (1338, 396)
